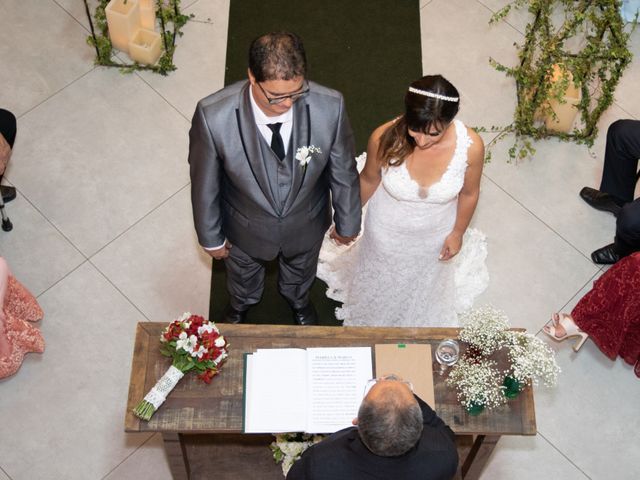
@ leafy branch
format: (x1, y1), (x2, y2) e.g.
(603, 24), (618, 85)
(482, 0), (634, 162)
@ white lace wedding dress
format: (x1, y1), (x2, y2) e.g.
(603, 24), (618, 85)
(317, 120), (488, 327)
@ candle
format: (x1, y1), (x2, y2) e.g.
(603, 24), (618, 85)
(139, 0), (156, 31)
(105, 0), (141, 53)
(129, 29), (162, 65)
(544, 64), (582, 133)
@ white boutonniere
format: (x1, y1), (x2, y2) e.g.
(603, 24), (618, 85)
(295, 145), (321, 170)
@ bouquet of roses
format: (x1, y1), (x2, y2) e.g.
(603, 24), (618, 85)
(133, 312), (229, 421)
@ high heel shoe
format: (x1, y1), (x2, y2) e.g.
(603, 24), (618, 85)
(543, 313), (589, 352)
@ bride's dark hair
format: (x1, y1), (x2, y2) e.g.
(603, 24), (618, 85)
(378, 75), (460, 167)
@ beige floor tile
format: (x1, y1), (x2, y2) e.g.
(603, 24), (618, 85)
(137, 0), (230, 119)
(534, 329), (640, 480)
(0, 193), (85, 296)
(7, 67), (190, 257)
(0, 0), (94, 116)
(420, 0), (521, 128)
(91, 186), (211, 321)
(479, 434), (588, 479)
(103, 434), (172, 480)
(56, 0), (102, 31)
(482, 103), (632, 258)
(476, 0), (531, 35)
(471, 179), (601, 332)
(0, 262), (151, 480)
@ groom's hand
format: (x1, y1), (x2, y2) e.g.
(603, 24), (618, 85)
(330, 228), (358, 246)
(205, 241), (232, 260)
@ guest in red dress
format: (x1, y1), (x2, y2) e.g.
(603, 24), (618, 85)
(0, 257), (45, 379)
(544, 252), (640, 378)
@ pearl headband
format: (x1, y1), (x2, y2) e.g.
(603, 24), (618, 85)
(408, 86), (459, 103)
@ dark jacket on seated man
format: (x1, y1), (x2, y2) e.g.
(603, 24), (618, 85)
(287, 387), (458, 480)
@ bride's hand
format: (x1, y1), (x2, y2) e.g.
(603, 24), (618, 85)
(439, 232), (463, 261)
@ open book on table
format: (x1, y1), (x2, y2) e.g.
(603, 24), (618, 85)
(243, 347), (372, 434)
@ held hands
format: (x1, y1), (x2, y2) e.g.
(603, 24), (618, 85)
(329, 226), (358, 246)
(205, 241), (232, 260)
(439, 232), (463, 261)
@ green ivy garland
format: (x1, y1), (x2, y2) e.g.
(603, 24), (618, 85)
(84, 0), (192, 76)
(481, 0), (634, 161)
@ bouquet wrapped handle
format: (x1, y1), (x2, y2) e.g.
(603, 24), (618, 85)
(134, 365), (185, 421)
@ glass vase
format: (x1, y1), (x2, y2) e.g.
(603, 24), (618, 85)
(465, 402), (485, 416)
(503, 375), (523, 399)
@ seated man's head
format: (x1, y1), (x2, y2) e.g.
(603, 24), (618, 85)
(356, 374), (423, 457)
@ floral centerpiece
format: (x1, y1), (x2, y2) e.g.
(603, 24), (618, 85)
(446, 357), (506, 414)
(270, 433), (325, 477)
(133, 312), (229, 421)
(447, 305), (560, 414)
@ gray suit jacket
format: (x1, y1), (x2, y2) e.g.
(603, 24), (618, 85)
(189, 80), (361, 259)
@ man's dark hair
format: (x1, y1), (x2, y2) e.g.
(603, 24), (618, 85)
(248, 32), (307, 82)
(357, 388), (423, 457)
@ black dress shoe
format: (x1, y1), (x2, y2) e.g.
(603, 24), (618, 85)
(591, 243), (620, 264)
(221, 304), (247, 324)
(579, 187), (621, 217)
(1, 185), (16, 203)
(292, 303), (318, 326)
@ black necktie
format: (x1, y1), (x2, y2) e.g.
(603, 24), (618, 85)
(267, 123), (285, 161)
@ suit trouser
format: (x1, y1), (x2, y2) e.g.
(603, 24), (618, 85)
(597, 119), (640, 256)
(615, 200), (640, 256)
(223, 238), (324, 311)
(599, 119), (640, 203)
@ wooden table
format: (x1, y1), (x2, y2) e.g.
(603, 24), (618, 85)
(125, 323), (536, 480)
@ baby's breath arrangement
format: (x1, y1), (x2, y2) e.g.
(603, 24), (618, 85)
(270, 433), (325, 477)
(504, 331), (561, 388)
(446, 358), (506, 410)
(458, 305), (510, 356)
(449, 305), (560, 413)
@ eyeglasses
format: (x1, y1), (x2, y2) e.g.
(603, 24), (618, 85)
(256, 81), (310, 105)
(363, 375), (414, 398)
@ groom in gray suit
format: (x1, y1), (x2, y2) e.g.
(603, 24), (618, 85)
(189, 32), (361, 325)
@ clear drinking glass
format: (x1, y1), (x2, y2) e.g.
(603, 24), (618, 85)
(435, 339), (460, 375)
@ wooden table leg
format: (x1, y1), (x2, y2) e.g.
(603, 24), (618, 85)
(460, 434), (500, 479)
(162, 433), (190, 480)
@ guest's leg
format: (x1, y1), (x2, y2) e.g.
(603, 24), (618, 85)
(599, 119), (640, 203)
(0, 109), (17, 203)
(0, 109), (17, 149)
(277, 239), (323, 310)
(223, 245), (266, 311)
(614, 199), (640, 257)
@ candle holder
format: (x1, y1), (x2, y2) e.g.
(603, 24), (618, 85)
(129, 29), (162, 66)
(105, 0), (141, 54)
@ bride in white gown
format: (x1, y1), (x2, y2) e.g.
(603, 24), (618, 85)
(318, 75), (488, 327)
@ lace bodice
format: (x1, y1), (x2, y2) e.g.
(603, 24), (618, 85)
(381, 119), (472, 204)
